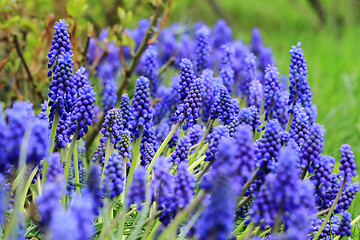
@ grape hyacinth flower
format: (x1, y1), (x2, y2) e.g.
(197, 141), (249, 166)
(170, 136), (191, 165)
(4, 101), (34, 166)
(248, 79), (263, 111)
(204, 125), (230, 162)
(188, 124), (204, 146)
(73, 66), (89, 91)
(102, 78), (118, 116)
(288, 42), (312, 116)
(339, 144), (358, 182)
(258, 47), (275, 74)
(129, 76), (153, 136)
(100, 109), (122, 146)
(143, 45), (159, 97)
(333, 181), (359, 213)
(27, 119), (49, 165)
(256, 119), (282, 172)
(47, 19), (73, 77)
(337, 211), (352, 237)
(251, 146), (316, 230)
(117, 130), (132, 159)
(102, 153), (125, 199)
(128, 166), (147, 209)
(201, 69), (215, 122)
(201, 137), (238, 191)
(233, 125), (256, 185)
(48, 52), (76, 124)
(300, 123), (325, 174)
(238, 53), (256, 98)
(46, 152), (64, 182)
(158, 29), (176, 64)
(310, 215), (340, 240)
(173, 162), (196, 210)
(153, 157), (175, 226)
(238, 106), (262, 133)
(195, 25), (211, 73)
(212, 19), (233, 49)
(86, 165), (103, 215)
(70, 193), (95, 239)
(140, 127), (158, 167)
(289, 104), (310, 147)
(54, 113), (71, 149)
(48, 209), (79, 240)
(275, 90), (290, 127)
(70, 84), (96, 139)
(38, 100), (48, 120)
(119, 93), (132, 131)
(154, 78), (180, 124)
(174, 78), (203, 130)
(220, 66), (234, 94)
(311, 155), (335, 208)
(197, 170), (236, 240)
(37, 180), (65, 228)
(263, 64), (281, 120)
(179, 58), (196, 103)
(210, 84), (235, 124)
(220, 44), (235, 93)
(250, 28), (263, 56)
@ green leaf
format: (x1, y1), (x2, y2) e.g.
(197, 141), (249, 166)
(117, 7), (126, 24)
(125, 10), (133, 26)
(1, 15), (20, 29)
(66, 0), (88, 18)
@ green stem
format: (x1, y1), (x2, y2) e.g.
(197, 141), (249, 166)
(285, 111), (294, 132)
(316, 207), (330, 216)
(141, 202), (158, 240)
(187, 155), (205, 172)
(194, 161), (211, 179)
(37, 172), (42, 195)
(12, 165), (27, 190)
(147, 121), (181, 174)
(272, 208), (283, 233)
(351, 214), (360, 226)
(259, 228), (271, 237)
(128, 183), (152, 240)
(178, 206), (204, 238)
(237, 195), (253, 209)
(239, 170), (258, 201)
(49, 111), (60, 153)
(237, 222), (254, 240)
(146, 221), (160, 240)
(19, 166), (38, 211)
(232, 218), (248, 235)
(120, 157), (128, 204)
(158, 191), (206, 240)
(101, 138), (112, 182)
(64, 127), (80, 182)
(189, 119), (214, 165)
(117, 127), (143, 239)
(312, 176), (347, 240)
(73, 140), (80, 193)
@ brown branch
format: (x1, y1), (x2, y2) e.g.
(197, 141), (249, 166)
(13, 35), (44, 101)
(116, 4), (164, 98)
(158, 56), (175, 75)
(81, 36), (91, 66)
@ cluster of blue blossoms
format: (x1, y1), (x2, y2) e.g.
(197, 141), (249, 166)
(0, 18), (358, 240)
